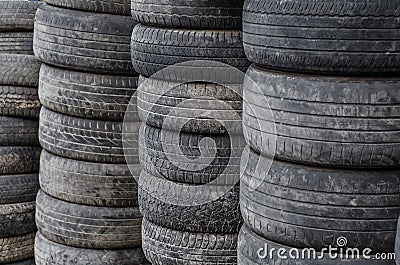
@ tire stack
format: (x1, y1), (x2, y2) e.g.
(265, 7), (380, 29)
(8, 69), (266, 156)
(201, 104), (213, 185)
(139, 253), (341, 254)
(31, 1), (147, 264)
(239, 1), (400, 264)
(0, 1), (42, 264)
(130, 0), (249, 264)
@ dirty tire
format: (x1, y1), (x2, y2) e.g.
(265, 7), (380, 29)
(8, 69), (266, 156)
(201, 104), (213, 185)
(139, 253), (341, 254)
(39, 107), (140, 164)
(238, 225), (395, 265)
(243, 0), (400, 75)
(34, 4), (136, 74)
(0, 54), (41, 87)
(0, 86), (40, 119)
(45, 0), (131, 15)
(0, 32), (33, 55)
(0, 201), (36, 238)
(138, 77), (243, 134)
(0, 116), (38, 146)
(0, 174), (38, 204)
(0, 1), (42, 31)
(139, 171), (241, 233)
(241, 147), (400, 253)
(139, 124), (245, 184)
(40, 150), (140, 207)
(0, 233), (35, 264)
(36, 190), (142, 249)
(142, 219), (237, 265)
(244, 64), (400, 168)
(35, 232), (149, 265)
(0, 147), (41, 175)
(39, 64), (139, 121)
(131, 0), (243, 29)
(9, 258), (35, 265)
(131, 24), (249, 77)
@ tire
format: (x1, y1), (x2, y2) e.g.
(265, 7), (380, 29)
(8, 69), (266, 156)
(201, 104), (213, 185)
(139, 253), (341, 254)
(138, 77), (243, 134)
(0, 233), (35, 264)
(142, 219), (237, 265)
(131, 0), (243, 29)
(0, 174), (38, 204)
(40, 150), (140, 207)
(0, 116), (38, 146)
(238, 225), (395, 265)
(39, 64), (139, 121)
(139, 170), (241, 233)
(243, 0), (400, 76)
(35, 232), (149, 265)
(9, 259), (35, 265)
(131, 24), (250, 77)
(34, 4), (136, 74)
(139, 124), (245, 184)
(0, 32), (33, 55)
(241, 147), (400, 253)
(45, 0), (131, 15)
(0, 54), (41, 87)
(0, 147), (41, 175)
(0, 86), (40, 119)
(36, 190), (142, 249)
(244, 64), (400, 168)
(0, 201), (36, 238)
(39, 107), (140, 164)
(0, 1), (42, 31)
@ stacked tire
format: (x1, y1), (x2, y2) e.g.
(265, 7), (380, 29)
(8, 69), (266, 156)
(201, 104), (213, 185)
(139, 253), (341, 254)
(239, 0), (400, 264)
(32, 1), (148, 264)
(130, 0), (249, 263)
(0, 1), (42, 264)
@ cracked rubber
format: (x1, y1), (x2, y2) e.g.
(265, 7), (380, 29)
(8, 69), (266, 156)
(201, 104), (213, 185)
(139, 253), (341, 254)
(241, 147), (400, 253)
(45, 0), (131, 14)
(0, 86), (40, 119)
(0, 147), (41, 175)
(0, 201), (36, 238)
(34, 4), (137, 74)
(0, 54), (41, 87)
(0, 32), (33, 55)
(0, 1), (42, 31)
(0, 116), (38, 146)
(131, 0), (244, 29)
(0, 174), (38, 204)
(39, 64), (139, 121)
(36, 190), (142, 249)
(142, 218), (237, 265)
(0, 233), (35, 264)
(243, 0), (400, 75)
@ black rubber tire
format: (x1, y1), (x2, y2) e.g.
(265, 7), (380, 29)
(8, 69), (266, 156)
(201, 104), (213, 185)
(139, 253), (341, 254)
(36, 190), (142, 249)
(0, 1), (42, 31)
(244, 64), (400, 168)
(45, 0), (131, 15)
(0, 147), (41, 175)
(0, 86), (40, 119)
(0, 233), (35, 264)
(0, 116), (38, 146)
(139, 124), (245, 184)
(142, 218), (237, 265)
(0, 201), (36, 238)
(131, 0), (243, 29)
(0, 174), (38, 204)
(9, 259), (35, 265)
(138, 77), (243, 134)
(131, 24), (250, 77)
(243, 0), (400, 76)
(238, 225), (396, 265)
(40, 150), (140, 207)
(39, 64), (139, 121)
(241, 147), (400, 253)
(39, 107), (140, 164)
(0, 32), (33, 55)
(0, 54), (41, 87)
(139, 170), (241, 233)
(35, 232), (149, 265)
(34, 4), (136, 74)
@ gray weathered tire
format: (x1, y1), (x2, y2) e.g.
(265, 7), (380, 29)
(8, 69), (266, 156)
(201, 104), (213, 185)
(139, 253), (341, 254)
(39, 107), (140, 164)
(244, 64), (400, 168)
(39, 64), (138, 121)
(0, 201), (36, 238)
(0, 54), (41, 87)
(131, 0), (243, 29)
(0, 1), (42, 31)
(0, 174), (38, 204)
(142, 219), (237, 265)
(0, 116), (38, 146)
(0, 86), (40, 119)
(0, 233), (35, 264)
(45, 0), (131, 14)
(36, 190), (142, 249)
(139, 171), (241, 233)
(243, 0), (400, 75)
(131, 24), (249, 77)
(34, 4), (136, 74)
(35, 232), (149, 265)
(0, 32), (33, 55)
(40, 150), (140, 207)
(9, 259), (35, 265)
(241, 147), (400, 253)
(0, 147), (41, 175)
